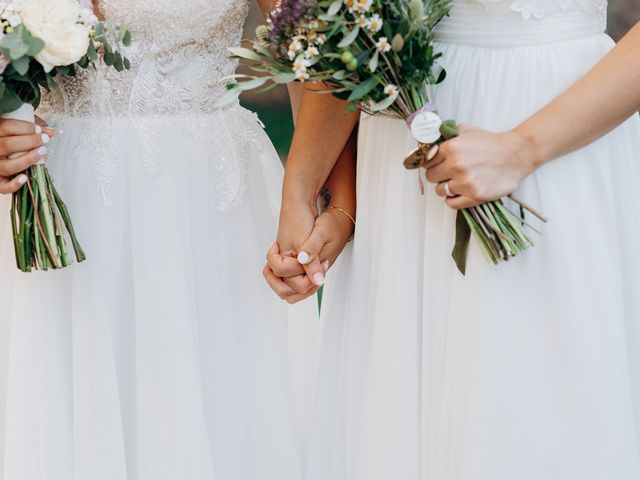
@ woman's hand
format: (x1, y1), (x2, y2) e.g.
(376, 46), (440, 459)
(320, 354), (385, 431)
(264, 196), (319, 300)
(264, 206), (355, 304)
(0, 118), (53, 194)
(423, 125), (538, 209)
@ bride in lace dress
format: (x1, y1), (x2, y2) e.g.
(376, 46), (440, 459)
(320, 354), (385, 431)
(292, 1), (640, 479)
(0, 1), (318, 479)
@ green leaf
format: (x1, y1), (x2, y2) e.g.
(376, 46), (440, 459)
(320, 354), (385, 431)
(11, 56), (29, 76)
(452, 210), (472, 275)
(332, 69), (350, 80)
(368, 49), (379, 73)
(347, 74), (381, 102)
(1, 31), (29, 60)
(228, 46), (262, 61)
(235, 77), (269, 91)
(369, 93), (397, 112)
(95, 23), (105, 37)
(123, 57), (131, 70)
(86, 41), (98, 62)
(272, 72), (296, 84)
(113, 52), (124, 72)
(122, 30), (132, 47)
(326, 0), (343, 16)
(26, 36), (44, 56)
(213, 87), (242, 108)
(337, 26), (360, 48)
(0, 86), (24, 114)
(103, 50), (116, 66)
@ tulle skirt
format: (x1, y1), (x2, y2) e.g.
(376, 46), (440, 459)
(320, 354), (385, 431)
(309, 33), (640, 480)
(0, 105), (319, 480)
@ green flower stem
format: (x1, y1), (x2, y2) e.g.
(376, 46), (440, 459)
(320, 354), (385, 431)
(26, 175), (58, 269)
(45, 169), (86, 263)
(10, 192), (21, 271)
(32, 165), (62, 268)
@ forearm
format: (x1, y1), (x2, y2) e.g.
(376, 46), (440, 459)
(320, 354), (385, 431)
(515, 22), (640, 168)
(283, 83), (359, 205)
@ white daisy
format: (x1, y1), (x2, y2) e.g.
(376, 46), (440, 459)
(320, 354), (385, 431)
(375, 36), (391, 53)
(367, 13), (383, 33)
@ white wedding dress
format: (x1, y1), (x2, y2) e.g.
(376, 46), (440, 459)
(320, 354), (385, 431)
(311, 1), (640, 479)
(0, 1), (319, 479)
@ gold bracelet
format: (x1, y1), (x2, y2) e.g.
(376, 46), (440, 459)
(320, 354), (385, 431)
(327, 206), (356, 229)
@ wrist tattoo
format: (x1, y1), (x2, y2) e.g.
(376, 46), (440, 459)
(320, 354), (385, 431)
(319, 186), (331, 210)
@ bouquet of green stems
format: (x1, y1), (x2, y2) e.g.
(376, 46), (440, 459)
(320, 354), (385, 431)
(223, 0), (546, 274)
(0, 0), (131, 272)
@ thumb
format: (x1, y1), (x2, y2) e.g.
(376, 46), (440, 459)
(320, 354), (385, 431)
(297, 225), (329, 286)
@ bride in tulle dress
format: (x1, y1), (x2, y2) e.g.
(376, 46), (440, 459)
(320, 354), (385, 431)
(0, 1), (320, 479)
(269, 0), (640, 479)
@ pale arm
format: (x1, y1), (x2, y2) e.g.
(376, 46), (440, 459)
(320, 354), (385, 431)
(425, 22), (640, 209)
(517, 21), (640, 169)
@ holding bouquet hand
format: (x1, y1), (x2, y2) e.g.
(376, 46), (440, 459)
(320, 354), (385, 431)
(426, 125), (537, 209)
(0, 0), (131, 272)
(0, 118), (53, 193)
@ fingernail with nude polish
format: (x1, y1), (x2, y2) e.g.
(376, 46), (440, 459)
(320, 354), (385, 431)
(297, 251), (310, 265)
(37, 146), (48, 156)
(17, 175), (28, 185)
(35, 125), (42, 134)
(322, 260), (330, 273)
(41, 133), (50, 144)
(312, 272), (325, 286)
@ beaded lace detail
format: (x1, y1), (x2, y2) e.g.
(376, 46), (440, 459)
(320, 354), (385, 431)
(40, 0), (264, 212)
(477, 0), (607, 20)
(41, 0), (249, 117)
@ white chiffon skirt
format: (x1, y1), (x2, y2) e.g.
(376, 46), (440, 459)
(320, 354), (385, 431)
(0, 105), (319, 480)
(309, 33), (640, 480)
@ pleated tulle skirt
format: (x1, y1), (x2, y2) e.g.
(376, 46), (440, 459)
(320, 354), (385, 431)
(0, 105), (319, 480)
(309, 34), (640, 480)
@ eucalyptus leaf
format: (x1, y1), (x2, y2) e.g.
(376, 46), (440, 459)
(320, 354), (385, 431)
(327, 0), (343, 16)
(272, 72), (296, 84)
(228, 46), (262, 61)
(236, 77), (269, 91)
(11, 56), (29, 76)
(347, 74), (381, 102)
(337, 26), (360, 48)
(369, 93), (397, 112)
(332, 69), (350, 80)
(368, 49), (379, 73)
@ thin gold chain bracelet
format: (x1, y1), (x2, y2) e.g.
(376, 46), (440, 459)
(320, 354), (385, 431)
(327, 206), (356, 242)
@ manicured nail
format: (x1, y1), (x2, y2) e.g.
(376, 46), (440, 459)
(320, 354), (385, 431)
(297, 251), (310, 265)
(37, 146), (48, 155)
(17, 174), (28, 185)
(35, 125), (42, 134)
(41, 133), (50, 144)
(312, 272), (325, 286)
(322, 260), (330, 272)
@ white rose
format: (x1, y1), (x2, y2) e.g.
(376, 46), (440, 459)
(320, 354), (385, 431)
(18, 0), (90, 72)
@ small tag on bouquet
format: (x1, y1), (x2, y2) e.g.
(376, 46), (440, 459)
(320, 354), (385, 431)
(408, 108), (443, 145)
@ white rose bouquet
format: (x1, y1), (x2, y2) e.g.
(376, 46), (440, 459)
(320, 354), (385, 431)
(0, 0), (131, 272)
(224, 0), (547, 274)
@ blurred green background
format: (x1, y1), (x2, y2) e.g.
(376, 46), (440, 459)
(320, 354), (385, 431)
(241, 0), (640, 159)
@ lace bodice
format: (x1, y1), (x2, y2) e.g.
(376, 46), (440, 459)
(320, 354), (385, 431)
(42, 0), (249, 117)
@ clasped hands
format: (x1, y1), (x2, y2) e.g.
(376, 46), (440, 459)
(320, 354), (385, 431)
(264, 124), (538, 304)
(263, 197), (355, 304)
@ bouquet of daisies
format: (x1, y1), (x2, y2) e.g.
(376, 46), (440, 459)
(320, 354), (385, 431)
(224, 0), (546, 274)
(0, 0), (131, 272)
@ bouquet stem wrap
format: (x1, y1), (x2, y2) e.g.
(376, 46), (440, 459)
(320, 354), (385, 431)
(4, 104), (85, 272)
(402, 93), (545, 275)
